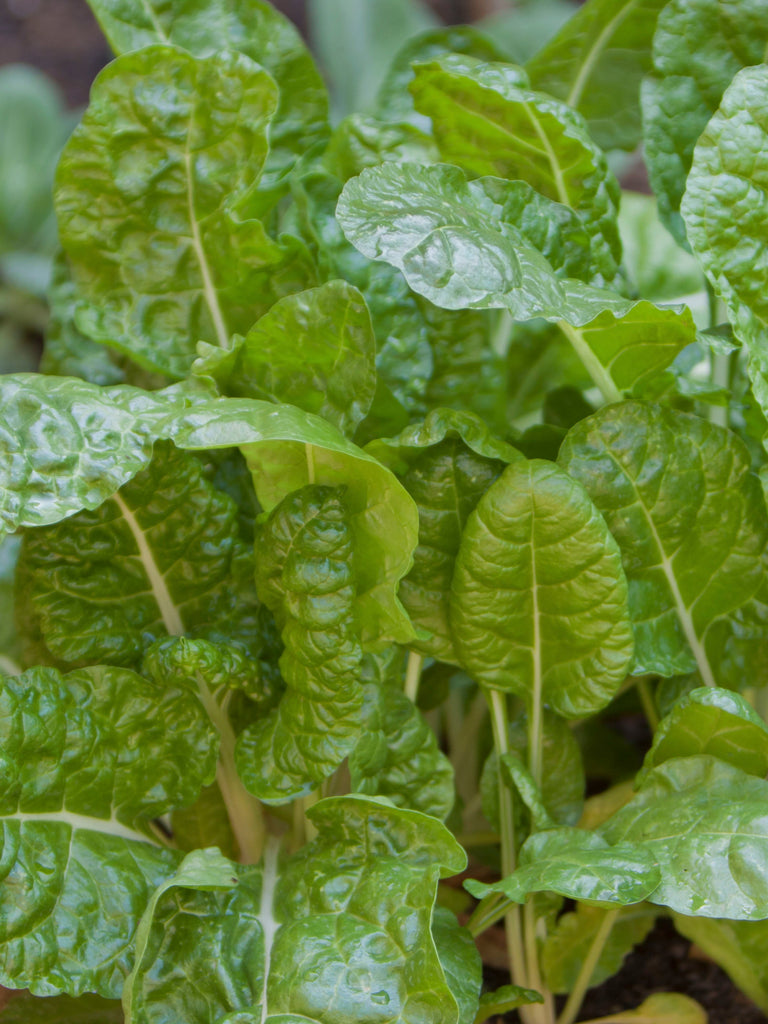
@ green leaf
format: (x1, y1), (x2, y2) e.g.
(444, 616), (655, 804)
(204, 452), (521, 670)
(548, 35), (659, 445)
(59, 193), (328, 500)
(542, 903), (657, 995)
(164, 396), (418, 646)
(639, 686), (768, 783)
(672, 915), (768, 1014)
(431, 907), (482, 1024)
(600, 756), (768, 919)
(526, 0), (669, 152)
(474, 984), (543, 1023)
(85, 0), (329, 192)
(451, 459), (633, 717)
(409, 54), (622, 281)
(55, 47), (315, 378)
(0, 537), (21, 675)
(559, 402), (768, 685)
(643, 0), (768, 245)
(0, 663), (220, 995)
(618, 193), (704, 304)
(324, 114), (438, 183)
(171, 783), (237, 861)
(16, 442), (263, 669)
(598, 993), (707, 1023)
(466, 827), (661, 906)
(0, 993), (123, 1023)
(194, 281), (376, 437)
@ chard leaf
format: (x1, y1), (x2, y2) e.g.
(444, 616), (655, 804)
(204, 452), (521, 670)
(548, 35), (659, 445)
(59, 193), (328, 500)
(475, 985), (543, 1022)
(0, 993), (123, 1022)
(559, 402), (768, 685)
(618, 193), (704, 304)
(431, 907), (482, 1024)
(409, 54), (622, 281)
(451, 459), (633, 718)
(195, 281), (377, 438)
(55, 47), (315, 378)
(526, 0), (669, 152)
(324, 114), (438, 183)
(542, 903), (657, 994)
(0, 663), (219, 995)
(600, 756), (768, 919)
(643, 0), (768, 245)
(639, 686), (768, 783)
(171, 783), (237, 860)
(16, 443), (262, 669)
(600, 993), (706, 1023)
(164, 396), (418, 646)
(466, 828), (660, 906)
(236, 487), (363, 803)
(133, 796), (467, 1024)
(672, 915), (768, 1013)
(84, 0), (329, 191)
(0, 537), (21, 675)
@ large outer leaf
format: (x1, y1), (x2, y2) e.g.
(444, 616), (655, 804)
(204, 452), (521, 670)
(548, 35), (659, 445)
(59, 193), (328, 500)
(673, 915), (768, 1013)
(16, 443), (262, 669)
(194, 281), (376, 438)
(526, 0), (669, 152)
(84, 0), (329, 191)
(431, 907), (482, 1024)
(451, 459), (633, 717)
(643, 0), (768, 245)
(410, 54), (622, 281)
(559, 402), (768, 685)
(0, 663), (220, 995)
(55, 47), (315, 378)
(164, 396), (418, 646)
(600, 756), (768, 919)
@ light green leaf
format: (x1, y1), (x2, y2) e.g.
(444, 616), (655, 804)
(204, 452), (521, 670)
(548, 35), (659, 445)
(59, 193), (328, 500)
(324, 114), (438, 183)
(432, 907), (482, 1024)
(601, 756), (768, 919)
(598, 993), (707, 1023)
(500, 752), (558, 832)
(55, 47), (315, 378)
(451, 459), (633, 717)
(559, 402), (768, 685)
(643, 0), (768, 245)
(542, 903), (657, 994)
(475, 984), (543, 1023)
(672, 915), (768, 1014)
(526, 0), (669, 152)
(16, 442), (263, 669)
(194, 281), (376, 437)
(85, 0), (329, 192)
(618, 193), (705, 304)
(164, 396), (418, 646)
(466, 827), (661, 906)
(639, 686), (768, 783)
(0, 663), (220, 995)
(410, 54), (622, 281)
(0, 992), (123, 1022)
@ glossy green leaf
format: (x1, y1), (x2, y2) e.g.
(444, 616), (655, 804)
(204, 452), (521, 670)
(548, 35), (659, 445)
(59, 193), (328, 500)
(474, 984), (543, 1022)
(526, 0), (669, 151)
(639, 686), (768, 783)
(466, 827), (660, 907)
(56, 47), (315, 378)
(601, 756), (768, 919)
(16, 443), (262, 669)
(410, 54), (621, 281)
(431, 907), (482, 1024)
(451, 459), (633, 717)
(194, 281), (376, 437)
(599, 993), (707, 1023)
(324, 114), (438, 183)
(0, 993), (123, 1022)
(559, 402), (768, 685)
(164, 396), (418, 646)
(542, 903), (657, 994)
(85, 0), (329, 191)
(643, 0), (768, 245)
(672, 915), (768, 1013)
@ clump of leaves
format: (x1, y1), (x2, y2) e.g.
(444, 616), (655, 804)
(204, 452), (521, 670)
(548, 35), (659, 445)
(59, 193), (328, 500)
(2, 0), (768, 1022)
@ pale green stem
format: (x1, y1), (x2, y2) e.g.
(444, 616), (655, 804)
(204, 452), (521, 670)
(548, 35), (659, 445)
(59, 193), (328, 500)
(404, 651), (423, 704)
(636, 677), (660, 731)
(306, 443), (316, 484)
(752, 686), (768, 724)
(557, 908), (620, 1024)
(302, 791), (320, 843)
(0, 655), (21, 676)
(454, 830), (501, 849)
(558, 321), (622, 404)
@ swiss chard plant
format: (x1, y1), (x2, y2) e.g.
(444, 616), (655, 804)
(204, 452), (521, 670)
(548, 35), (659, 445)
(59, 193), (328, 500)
(3, 0), (768, 1021)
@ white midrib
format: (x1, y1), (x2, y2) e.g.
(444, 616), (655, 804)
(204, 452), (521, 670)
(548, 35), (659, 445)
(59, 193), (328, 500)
(566, 0), (639, 110)
(112, 494), (184, 636)
(521, 101), (570, 209)
(183, 151), (230, 349)
(4, 810), (159, 846)
(259, 837), (281, 1024)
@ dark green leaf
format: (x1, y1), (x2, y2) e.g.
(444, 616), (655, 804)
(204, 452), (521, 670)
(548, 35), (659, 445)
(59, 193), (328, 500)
(0, 993), (123, 1022)
(432, 907), (482, 1024)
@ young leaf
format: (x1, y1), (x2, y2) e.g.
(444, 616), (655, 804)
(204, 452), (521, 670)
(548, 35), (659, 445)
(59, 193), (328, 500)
(475, 984), (544, 1023)
(526, 0), (669, 152)
(451, 459), (634, 718)
(432, 906), (483, 1024)
(643, 0), (768, 245)
(639, 686), (768, 783)
(593, 993), (706, 1023)
(194, 281), (377, 438)
(324, 113), (439, 183)
(672, 915), (768, 1013)
(0, 993), (123, 1022)
(559, 402), (768, 685)
(55, 47), (315, 377)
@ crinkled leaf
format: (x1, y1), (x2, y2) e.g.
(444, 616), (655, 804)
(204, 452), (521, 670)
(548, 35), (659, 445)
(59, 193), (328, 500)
(324, 114), (438, 183)
(84, 0), (329, 192)
(143, 636), (274, 707)
(451, 459), (633, 717)
(601, 756), (768, 919)
(542, 903), (657, 994)
(643, 0), (768, 245)
(475, 985), (543, 1022)
(194, 281), (376, 438)
(431, 907), (482, 1024)
(56, 47), (315, 378)
(672, 915), (768, 1014)
(526, 0), (669, 151)
(466, 828), (660, 907)
(164, 396), (418, 646)
(16, 443), (263, 669)
(410, 54), (621, 281)
(0, 993), (123, 1022)
(559, 402), (768, 685)
(639, 686), (768, 784)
